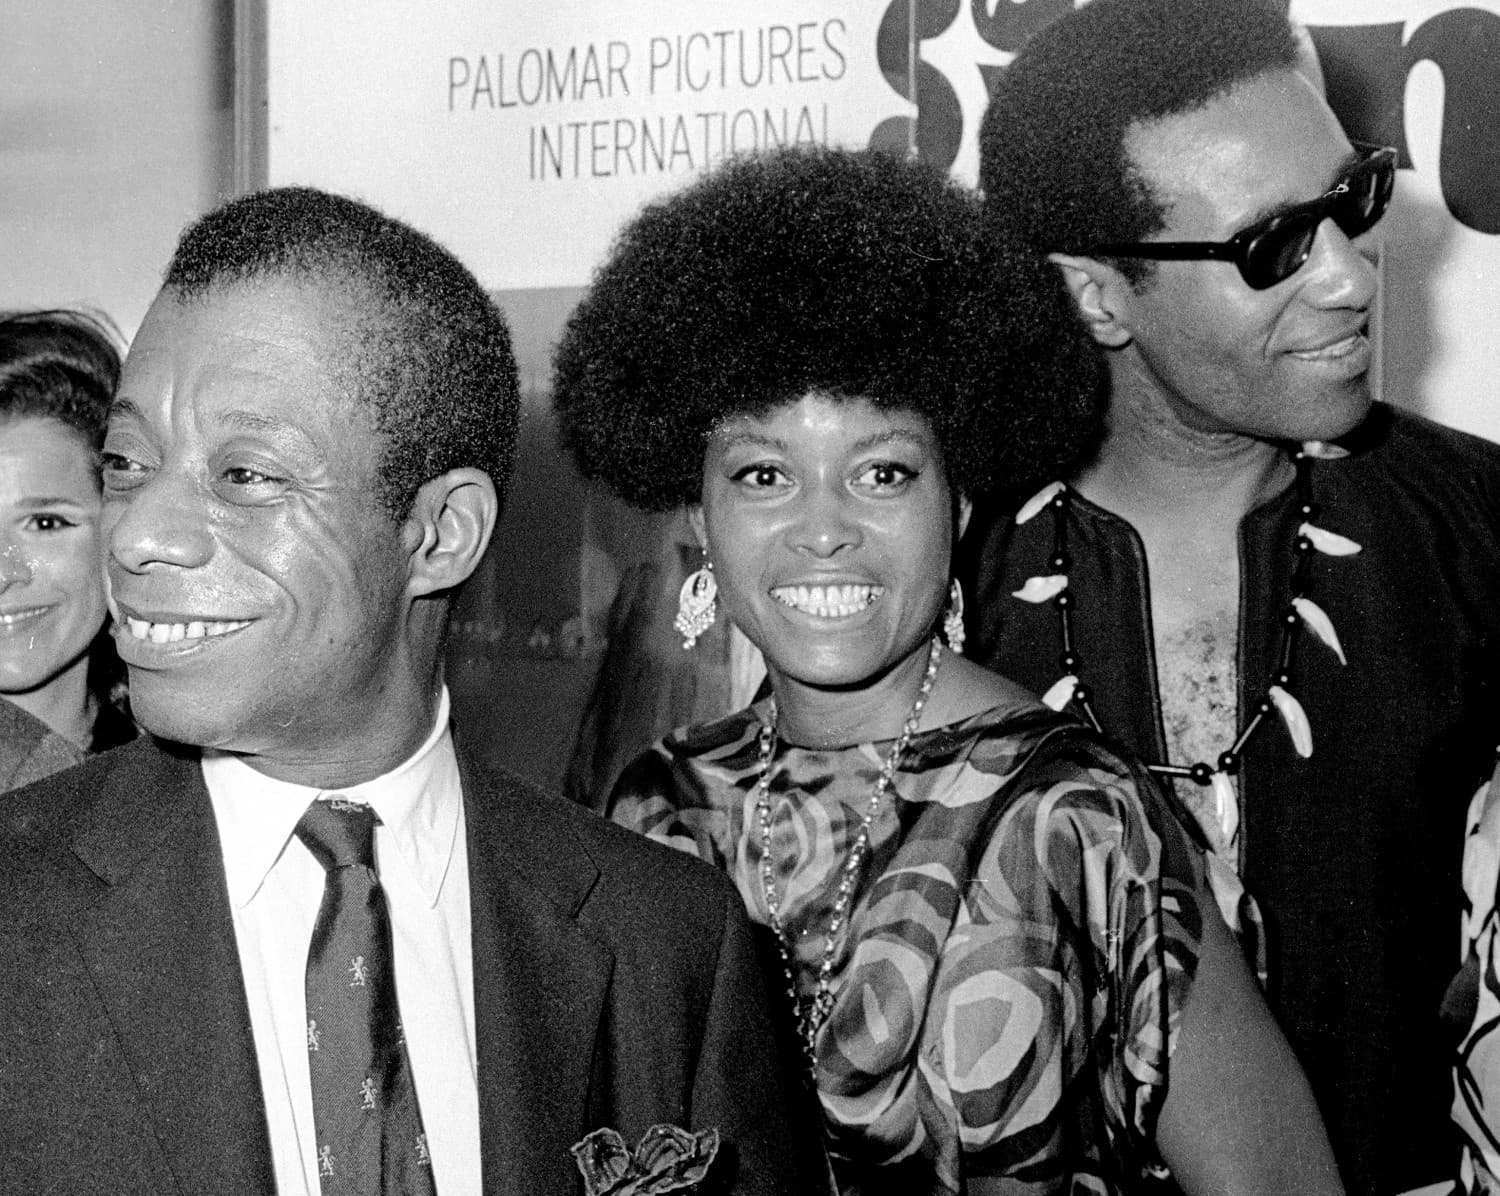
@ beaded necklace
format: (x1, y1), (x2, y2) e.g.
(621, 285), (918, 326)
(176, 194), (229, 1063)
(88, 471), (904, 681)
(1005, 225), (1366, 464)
(1013, 445), (1359, 845)
(754, 635), (943, 1070)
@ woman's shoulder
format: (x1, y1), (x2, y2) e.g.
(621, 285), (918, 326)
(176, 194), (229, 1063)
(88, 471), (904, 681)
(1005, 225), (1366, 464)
(607, 703), (765, 828)
(904, 689), (1127, 784)
(658, 701), (767, 764)
(904, 696), (1197, 862)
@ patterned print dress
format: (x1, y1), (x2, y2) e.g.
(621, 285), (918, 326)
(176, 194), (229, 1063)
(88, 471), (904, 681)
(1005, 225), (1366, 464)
(608, 698), (1205, 1194)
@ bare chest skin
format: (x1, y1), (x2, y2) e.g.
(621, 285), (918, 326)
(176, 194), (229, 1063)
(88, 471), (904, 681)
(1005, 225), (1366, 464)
(1071, 399), (1296, 857)
(1141, 529), (1243, 858)
(1144, 530), (1240, 773)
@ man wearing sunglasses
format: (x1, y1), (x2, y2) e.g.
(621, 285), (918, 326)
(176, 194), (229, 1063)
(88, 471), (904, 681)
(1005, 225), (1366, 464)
(964, 0), (1500, 1191)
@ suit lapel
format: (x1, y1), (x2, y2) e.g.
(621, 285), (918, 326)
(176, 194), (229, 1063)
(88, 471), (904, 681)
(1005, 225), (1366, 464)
(67, 739), (275, 1195)
(461, 754), (615, 1195)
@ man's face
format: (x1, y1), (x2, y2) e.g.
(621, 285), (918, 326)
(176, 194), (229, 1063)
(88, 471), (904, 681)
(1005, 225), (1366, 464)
(101, 278), (417, 776)
(1113, 68), (1378, 443)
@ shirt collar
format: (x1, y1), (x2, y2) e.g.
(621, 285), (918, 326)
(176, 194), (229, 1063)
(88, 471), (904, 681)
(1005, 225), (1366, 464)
(204, 688), (460, 910)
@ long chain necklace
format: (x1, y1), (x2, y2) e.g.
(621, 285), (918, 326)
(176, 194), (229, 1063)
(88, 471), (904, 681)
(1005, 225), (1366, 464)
(754, 635), (943, 1070)
(1014, 445), (1359, 845)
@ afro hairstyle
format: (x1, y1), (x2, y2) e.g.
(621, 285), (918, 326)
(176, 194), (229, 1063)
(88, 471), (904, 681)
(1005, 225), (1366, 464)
(979, 0), (1300, 282)
(0, 308), (121, 449)
(163, 186), (518, 519)
(553, 145), (1106, 512)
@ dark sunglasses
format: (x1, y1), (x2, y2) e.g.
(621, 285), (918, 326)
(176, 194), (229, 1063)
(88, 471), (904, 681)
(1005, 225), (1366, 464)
(1084, 143), (1397, 290)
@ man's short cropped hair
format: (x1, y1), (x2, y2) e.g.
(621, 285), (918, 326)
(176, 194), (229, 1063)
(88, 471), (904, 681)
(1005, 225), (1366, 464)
(164, 186), (519, 518)
(979, 0), (1300, 282)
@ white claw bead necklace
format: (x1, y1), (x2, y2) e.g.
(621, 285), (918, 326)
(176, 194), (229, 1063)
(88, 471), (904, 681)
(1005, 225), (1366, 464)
(754, 635), (943, 1071)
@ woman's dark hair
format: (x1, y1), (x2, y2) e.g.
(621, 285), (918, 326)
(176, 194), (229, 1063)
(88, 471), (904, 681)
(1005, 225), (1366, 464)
(0, 309), (121, 446)
(0, 308), (131, 742)
(553, 145), (1106, 511)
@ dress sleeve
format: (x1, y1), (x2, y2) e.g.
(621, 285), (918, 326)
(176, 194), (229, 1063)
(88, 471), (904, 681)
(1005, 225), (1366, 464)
(937, 730), (1204, 1184)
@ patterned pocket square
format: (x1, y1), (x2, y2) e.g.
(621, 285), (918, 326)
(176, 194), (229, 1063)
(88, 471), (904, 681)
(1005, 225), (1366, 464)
(571, 1123), (720, 1195)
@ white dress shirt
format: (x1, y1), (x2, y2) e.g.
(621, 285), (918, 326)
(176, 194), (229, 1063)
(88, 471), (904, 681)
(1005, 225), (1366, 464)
(205, 689), (480, 1196)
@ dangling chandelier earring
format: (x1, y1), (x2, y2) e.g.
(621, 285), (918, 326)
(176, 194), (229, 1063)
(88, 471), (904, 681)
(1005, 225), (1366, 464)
(674, 559), (718, 649)
(943, 578), (965, 655)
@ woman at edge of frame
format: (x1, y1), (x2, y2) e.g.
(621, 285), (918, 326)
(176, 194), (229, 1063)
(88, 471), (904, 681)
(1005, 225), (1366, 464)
(0, 309), (134, 795)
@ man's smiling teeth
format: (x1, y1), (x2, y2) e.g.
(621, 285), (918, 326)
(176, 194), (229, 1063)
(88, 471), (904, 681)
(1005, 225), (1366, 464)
(124, 617), (252, 644)
(772, 584), (882, 617)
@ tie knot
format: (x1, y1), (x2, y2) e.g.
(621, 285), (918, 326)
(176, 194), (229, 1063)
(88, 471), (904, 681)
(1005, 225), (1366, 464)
(296, 798), (377, 871)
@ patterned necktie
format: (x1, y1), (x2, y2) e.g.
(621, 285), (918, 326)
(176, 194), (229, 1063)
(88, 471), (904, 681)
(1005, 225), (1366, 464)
(296, 798), (438, 1196)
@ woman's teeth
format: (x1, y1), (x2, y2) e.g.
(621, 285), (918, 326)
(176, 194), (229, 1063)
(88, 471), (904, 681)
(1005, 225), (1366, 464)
(771, 584), (882, 618)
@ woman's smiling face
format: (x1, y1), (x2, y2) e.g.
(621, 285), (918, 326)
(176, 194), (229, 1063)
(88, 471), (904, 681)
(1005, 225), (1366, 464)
(0, 416), (107, 700)
(694, 392), (967, 694)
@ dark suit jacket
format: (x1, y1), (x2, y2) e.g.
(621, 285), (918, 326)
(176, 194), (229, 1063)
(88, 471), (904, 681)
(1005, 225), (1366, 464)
(0, 736), (827, 1195)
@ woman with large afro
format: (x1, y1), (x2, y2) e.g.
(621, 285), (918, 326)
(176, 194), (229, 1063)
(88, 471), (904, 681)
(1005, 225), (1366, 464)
(553, 146), (1341, 1194)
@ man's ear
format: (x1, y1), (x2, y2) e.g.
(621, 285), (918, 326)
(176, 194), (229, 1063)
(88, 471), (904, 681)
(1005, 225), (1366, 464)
(686, 504), (709, 553)
(956, 492), (973, 543)
(1048, 252), (1134, 349)
(401, 467), (498, 597)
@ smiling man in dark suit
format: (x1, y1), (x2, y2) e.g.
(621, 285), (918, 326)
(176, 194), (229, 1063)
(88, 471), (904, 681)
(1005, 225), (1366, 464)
(0, 187), (822, 1196)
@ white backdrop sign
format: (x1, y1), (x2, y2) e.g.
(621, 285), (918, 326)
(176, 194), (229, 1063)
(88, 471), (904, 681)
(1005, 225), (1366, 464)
(266, 1), (907, 290)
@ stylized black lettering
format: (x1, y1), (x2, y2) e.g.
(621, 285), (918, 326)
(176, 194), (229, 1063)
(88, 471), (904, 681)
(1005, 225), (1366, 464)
(1406, 8), (1500, 234)
(871, 0), (961, 170)
(969, 0), (1071, 54)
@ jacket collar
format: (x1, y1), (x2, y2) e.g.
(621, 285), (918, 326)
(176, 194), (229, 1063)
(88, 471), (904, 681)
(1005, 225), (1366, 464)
(66, 737), (277, 1195)
(458, 751), (614, 1193)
